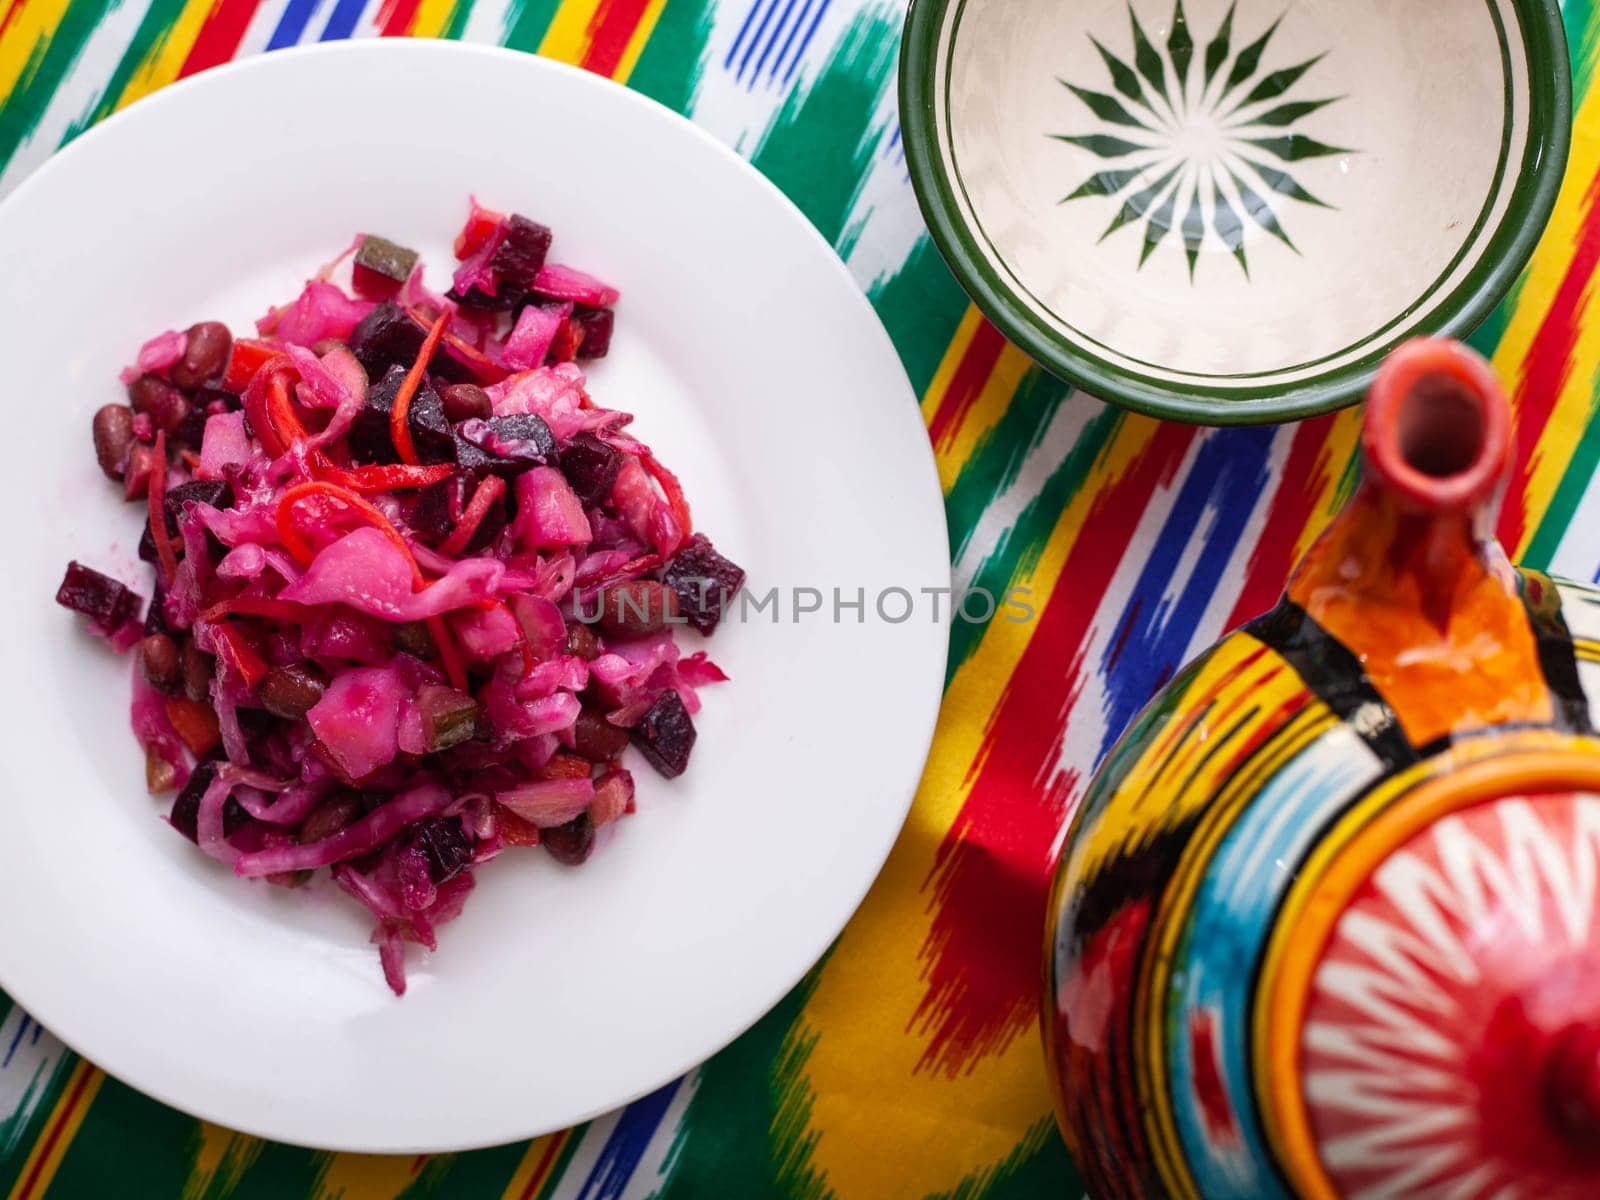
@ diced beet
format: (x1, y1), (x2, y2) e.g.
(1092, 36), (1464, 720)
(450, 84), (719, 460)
(559, 433), (621, 505)
(409, 387), (455, 465)
(351, 363), (454, 464)
(349, 302), (474, 384)
(455, 414), (557, 477)
(542, 812), (595, 865)
(56, 561), (142, 633)
(349, 303), (421, 380)
(169, 759), (249, 843)
(663, 534), (747, 635)
(450, 216), (553, 309)
(144, 586), (175, 638)
(169, 759), (214, 841)
(349, 363), (405, 463)
(410, 477), (460, 543)
(139, 479), (233, 563)
(573, 308), (614, 359)
(411, 815), (474, 882)
(170, 478), (233, 514)
(352, 236), (419, 301)
(631, 690), (696, 778)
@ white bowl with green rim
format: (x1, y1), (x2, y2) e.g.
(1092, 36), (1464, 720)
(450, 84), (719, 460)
(900, 0), (1570, 424)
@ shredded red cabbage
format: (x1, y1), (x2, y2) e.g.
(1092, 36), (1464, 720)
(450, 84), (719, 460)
(60, 203), (739, 996)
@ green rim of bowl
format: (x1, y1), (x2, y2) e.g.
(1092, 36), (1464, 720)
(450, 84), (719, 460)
(899, 0), (1572, 426)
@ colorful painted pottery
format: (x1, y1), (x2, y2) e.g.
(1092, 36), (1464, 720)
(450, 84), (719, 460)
(899, 0), (1571, 423)
(1043, 338), (1600, 1198)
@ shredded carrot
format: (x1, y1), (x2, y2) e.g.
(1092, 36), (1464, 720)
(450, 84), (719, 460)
(200, 595), (312, 624)
(437, 474), (506, 556)
(427, 615), (469, 691)
(147, 431), (181, 585)
(180, 449), (202, 470)
(638, 446), (693, 545)
(391, 309), (450, 465)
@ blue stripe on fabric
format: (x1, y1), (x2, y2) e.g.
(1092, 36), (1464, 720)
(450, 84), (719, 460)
(725, 0), (770, 70)
(782, 0), (830, 83)
(267, 0), (322, 49)
(736, 0), (783, 83)
(573, 1078), (681, 1200)
(320, 0), (368, 42)
(772, 0), (815, 84)
(1095, 425), (1278, 765)
(2, 1018), (29, 1071)
(1167, 725), (1381, 1200)
(751, 0), (801, 84)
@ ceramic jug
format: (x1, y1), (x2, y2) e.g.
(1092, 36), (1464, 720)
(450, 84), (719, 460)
(1044, 338), (1600, 1200)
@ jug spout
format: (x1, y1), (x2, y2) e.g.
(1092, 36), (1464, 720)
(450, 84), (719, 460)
(1283, 338), (1549, 747)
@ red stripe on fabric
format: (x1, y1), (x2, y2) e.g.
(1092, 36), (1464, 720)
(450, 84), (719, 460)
(516, 1130), (569, 1200)
(911, 422), (1199, 1073)
(0, 0), (30, 47)
(926, 320), (1006, 451)
(177, 0), (264, 78)
(13, 1065), (95, 1200)
(578, 0), (652, 77)
(1223, 416), (1339, 629)
(1497, 164), (1600, 551)
(376, 0), (422, 36)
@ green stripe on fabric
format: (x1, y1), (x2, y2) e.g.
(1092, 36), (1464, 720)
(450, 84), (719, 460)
(0, 990), (13, 1030)
(0, 0), (107, 174)
(499, 0), (563, 54)
(204, 1140), (324, 1200)
(750, 6), (900, 247)
(948, 395), (1120, 680)
(869, 236), (971, 396)
(40, 1075), (194, 1199)
(931, 1117), (1080, 1200)
(0, 1051), (77, 1198)
(652, 962), (826, 1200)
(59, 0), (189, 143)
(1466, 272), (1522, 360)
(1568, 0), (1598, 106)
(440, 0), (477, 42)
(625, 0), (713, 114)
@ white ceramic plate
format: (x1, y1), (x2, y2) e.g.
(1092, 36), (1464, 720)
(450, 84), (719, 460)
(0, 41), (947, 1153)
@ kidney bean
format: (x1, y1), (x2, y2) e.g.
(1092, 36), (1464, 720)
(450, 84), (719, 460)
(169, 322), (232, 390)
(92, 404), (135, 479)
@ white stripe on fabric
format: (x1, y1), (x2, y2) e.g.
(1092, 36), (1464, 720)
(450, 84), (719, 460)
(0, 0), (156, 200)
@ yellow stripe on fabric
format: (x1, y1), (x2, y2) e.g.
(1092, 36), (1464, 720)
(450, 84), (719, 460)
(0, 0), (74, 109)
(180, 1124), (264, 1200)
(408, 0), (460, 38)
(108, 0), (213, 111)
(1292, 407), (1362, 564)
(1496, 79), (1600, 554)
(311, 1151), (428, 1200)
(5, 1062), (105, 1200)
(498, 1131), (568, 1200)
(937, 342), (1032, 493)
(535, 0), (599, 64)
(610, 0), (665, 83)
(918, 305), (984, 424)
(786, 419), (1168, 1200)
